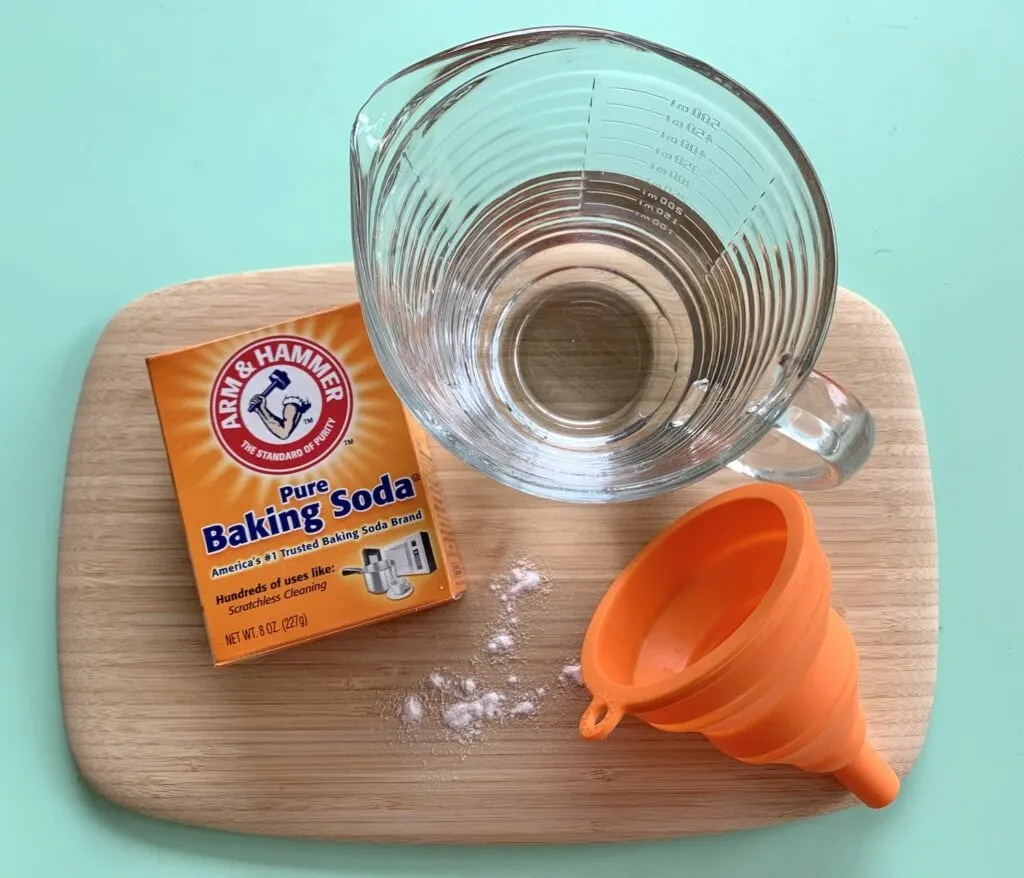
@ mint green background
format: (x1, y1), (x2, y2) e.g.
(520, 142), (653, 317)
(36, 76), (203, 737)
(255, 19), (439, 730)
(2, 0), (1021, 874)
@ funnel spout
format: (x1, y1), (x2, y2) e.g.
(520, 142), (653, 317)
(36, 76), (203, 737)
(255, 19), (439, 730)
(833, 741), (900, 808)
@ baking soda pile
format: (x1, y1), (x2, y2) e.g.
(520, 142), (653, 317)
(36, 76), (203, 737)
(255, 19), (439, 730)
(392, 560), (585, 739)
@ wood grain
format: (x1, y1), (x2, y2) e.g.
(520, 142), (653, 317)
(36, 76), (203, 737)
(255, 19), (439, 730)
(57, 265), (937, 844)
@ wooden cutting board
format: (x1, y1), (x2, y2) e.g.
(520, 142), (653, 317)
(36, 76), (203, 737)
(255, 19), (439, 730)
(57, 265), (937, 844)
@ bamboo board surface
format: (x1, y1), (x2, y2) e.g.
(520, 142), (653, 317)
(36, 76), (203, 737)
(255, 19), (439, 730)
(58, 265), (937, 843)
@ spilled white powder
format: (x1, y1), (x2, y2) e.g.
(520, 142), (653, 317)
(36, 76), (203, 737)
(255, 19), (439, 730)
(560, 663), (584, 686)
(442, 702), (475, 730)
(390, 558), (572, 741)
(507, 566), (542, 596)
(476, 691), (503, 718)
(400, 694), (424, 725)
(443, 692), (503, 730)
(486, 633), (514, 654)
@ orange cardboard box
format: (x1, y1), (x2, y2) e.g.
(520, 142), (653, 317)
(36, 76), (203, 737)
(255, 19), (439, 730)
(146, 303), (464, 665)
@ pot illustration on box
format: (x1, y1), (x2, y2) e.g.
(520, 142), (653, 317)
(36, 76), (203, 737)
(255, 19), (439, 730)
(341, 531), (438, 601)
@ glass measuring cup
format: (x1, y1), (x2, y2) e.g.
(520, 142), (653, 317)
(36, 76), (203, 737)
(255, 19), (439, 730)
(351, 27), (874, 502)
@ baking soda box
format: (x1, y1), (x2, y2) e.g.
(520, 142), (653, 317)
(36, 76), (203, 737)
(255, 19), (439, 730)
(146, 303), (465, 665)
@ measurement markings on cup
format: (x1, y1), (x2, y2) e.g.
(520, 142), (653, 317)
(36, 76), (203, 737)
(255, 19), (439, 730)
(661, 98), (765, 186)
(663, 99), (723, 131)
(593, 152), (651, 168)
(608, 85), (671, 102)
(596, 96), (756, 228)
(602, 118), (662, 135)
(706, 155), (750, 198)
(701, 174), (741, 218)
(604, 101), (666, 117)
(633, 188), (714, 234)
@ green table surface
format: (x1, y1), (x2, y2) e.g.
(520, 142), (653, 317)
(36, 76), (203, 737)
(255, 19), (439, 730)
(2, 0), (1021, 874)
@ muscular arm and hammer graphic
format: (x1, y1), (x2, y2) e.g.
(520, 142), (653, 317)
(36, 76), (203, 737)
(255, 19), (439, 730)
(246, 369), (311, 440)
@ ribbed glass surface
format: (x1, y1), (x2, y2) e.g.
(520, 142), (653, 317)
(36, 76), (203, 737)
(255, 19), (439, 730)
(352, 28), (836, 502)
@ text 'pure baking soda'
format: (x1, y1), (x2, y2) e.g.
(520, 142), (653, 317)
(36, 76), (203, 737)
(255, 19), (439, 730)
(147, 303), (464, 665)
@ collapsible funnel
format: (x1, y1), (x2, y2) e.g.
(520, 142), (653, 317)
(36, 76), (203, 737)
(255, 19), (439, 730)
(579, 484), (899, 809)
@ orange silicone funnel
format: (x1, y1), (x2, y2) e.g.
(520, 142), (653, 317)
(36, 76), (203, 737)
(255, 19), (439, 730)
(579, 484), (899, 809)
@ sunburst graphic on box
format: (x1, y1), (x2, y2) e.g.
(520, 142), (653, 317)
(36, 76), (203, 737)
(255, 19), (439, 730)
(150, 311), (405, 506)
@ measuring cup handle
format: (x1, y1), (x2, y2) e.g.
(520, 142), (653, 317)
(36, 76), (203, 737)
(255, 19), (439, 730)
(729, 370), (875, 490)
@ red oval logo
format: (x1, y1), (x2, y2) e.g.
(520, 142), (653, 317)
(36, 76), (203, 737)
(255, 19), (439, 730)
(209, 335), (353, 475)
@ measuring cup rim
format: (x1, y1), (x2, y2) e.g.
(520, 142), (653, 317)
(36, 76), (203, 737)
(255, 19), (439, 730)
(352, 25), (835, 254)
